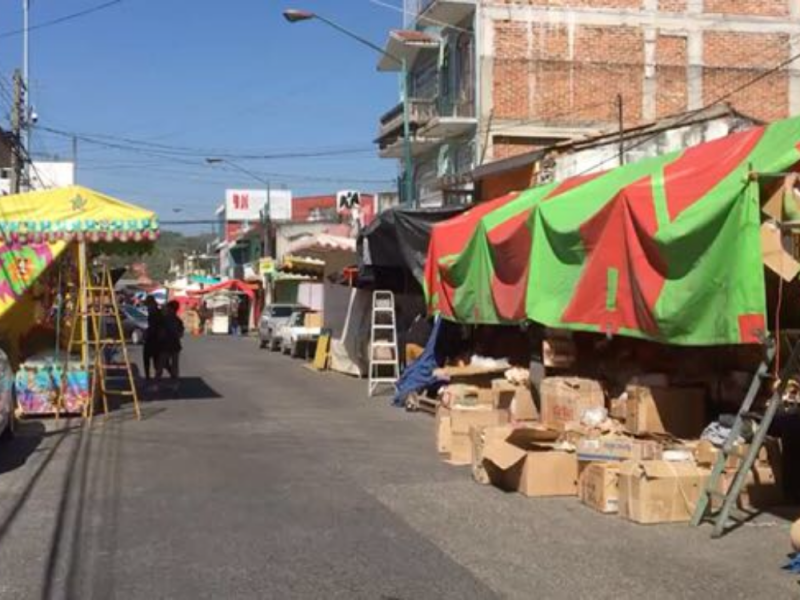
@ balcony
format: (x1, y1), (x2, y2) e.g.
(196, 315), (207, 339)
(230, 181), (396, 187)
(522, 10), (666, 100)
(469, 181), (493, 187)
(377, 30), (439, 72)
(376, 98), (440, 157)
(418, 0), (476, 27)
(419, 98), (476, 139)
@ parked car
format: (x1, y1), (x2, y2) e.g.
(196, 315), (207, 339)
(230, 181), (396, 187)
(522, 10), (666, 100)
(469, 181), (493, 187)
(275, 309), (321, 358)
(258, 304), (306, 350)
(103, 304), (149, 345)
(0, 348), (14, 442)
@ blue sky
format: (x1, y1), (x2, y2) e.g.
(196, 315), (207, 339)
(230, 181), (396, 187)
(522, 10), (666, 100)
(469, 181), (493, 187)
(0, 0), (404, 227)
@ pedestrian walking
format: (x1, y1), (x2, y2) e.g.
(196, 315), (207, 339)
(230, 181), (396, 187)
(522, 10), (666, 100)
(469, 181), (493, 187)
(143, 295), (163, 385)
(156, 300), (185, 395)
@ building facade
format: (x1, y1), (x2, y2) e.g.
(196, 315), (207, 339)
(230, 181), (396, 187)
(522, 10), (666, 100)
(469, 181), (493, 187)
(381, 0), (800, 206)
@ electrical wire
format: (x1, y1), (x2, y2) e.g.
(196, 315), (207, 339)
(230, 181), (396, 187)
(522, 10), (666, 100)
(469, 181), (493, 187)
(37, 125), (375, 161)
(366, 0), (474, 35)
(563, 47), (800, 179)
(0, 0), (127, 40)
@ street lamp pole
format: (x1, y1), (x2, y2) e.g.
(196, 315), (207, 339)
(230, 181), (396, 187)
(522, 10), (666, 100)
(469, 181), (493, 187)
(205, 157), (273, 257)
(283, 9), (415, 206)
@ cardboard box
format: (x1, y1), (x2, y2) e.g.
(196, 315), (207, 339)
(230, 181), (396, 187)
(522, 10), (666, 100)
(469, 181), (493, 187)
(470, 424), (516, 484)
(576, 435), (663, 462)
(435, 406), (451, 454)
(491, 379), (516, 407)
(625, 385), (706, 439)
(304, 312), (322, 328)
(483, 428), (578, 497)
(444, 406), (510, 466)
(543, 336), (576, 368)
(609, 395), (628, 421)
(511, 386), (539, 421)
(618, 460), (710, 524)
(718, 464), (784, 510)
(450, 405), (509, 435)
(580, 462), (620, 513)
(444, 384), (494, 407)
(540, 377), (605, 426)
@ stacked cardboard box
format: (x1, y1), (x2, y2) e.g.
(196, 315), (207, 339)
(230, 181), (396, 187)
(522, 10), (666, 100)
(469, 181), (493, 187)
(435, 365), (788, 527)
(480, 426), (579, 497)
(436, 404), (509, 465)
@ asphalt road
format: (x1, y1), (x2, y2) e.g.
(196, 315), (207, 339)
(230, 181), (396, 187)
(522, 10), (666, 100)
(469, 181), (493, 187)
(0, 336), (798, 599)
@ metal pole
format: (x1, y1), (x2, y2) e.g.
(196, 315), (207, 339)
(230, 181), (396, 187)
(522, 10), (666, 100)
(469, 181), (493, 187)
(401, 58), (415, 207)
(72, 135), (78, 183)
(22, 0), (30, 186)
(617, 93), (624, 167)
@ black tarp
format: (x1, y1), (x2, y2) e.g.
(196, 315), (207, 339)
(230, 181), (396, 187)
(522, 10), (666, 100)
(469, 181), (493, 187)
(357, 205), (468, 287)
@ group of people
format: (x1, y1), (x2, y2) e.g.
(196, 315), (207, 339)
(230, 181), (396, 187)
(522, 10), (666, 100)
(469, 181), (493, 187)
(142, 296), (185, 393)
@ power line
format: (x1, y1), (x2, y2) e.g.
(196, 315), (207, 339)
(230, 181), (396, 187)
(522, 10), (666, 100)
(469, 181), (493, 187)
(0, 0), (127, 40)
(38, 125), (375, 160)
(366, 0), (473, 35)
(567, 46), (800, 179)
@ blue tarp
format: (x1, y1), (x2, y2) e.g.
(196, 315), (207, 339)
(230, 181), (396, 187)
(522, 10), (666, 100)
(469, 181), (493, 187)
(393, 316), (442, 407)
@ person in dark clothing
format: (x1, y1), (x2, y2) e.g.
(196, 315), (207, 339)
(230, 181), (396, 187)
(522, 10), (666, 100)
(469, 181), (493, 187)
(143, 296), (163, 382)
(157, 300), (185, 391)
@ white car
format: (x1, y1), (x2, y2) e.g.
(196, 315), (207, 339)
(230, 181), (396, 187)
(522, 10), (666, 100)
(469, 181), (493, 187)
(0, 348), (14, 442)
(276, 310), (322, 358)
(258, 304), (306, 351)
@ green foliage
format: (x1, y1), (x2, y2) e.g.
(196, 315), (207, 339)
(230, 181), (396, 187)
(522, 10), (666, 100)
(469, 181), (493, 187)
(110, 230), (215, 282)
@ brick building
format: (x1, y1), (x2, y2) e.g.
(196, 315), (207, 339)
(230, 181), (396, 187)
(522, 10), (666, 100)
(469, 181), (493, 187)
(378, 0), (800, 206)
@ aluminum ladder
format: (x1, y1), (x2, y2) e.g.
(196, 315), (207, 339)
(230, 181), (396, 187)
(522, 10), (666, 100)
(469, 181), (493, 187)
(691, 336), (797, 537)
(368, 290), (399, 397)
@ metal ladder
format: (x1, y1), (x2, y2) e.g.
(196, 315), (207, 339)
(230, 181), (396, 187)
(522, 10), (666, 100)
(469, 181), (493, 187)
(691, 336), (796, 537)
(368, 290), (400, 397)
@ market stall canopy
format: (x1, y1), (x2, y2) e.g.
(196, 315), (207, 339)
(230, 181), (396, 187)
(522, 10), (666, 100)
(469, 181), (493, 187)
(0, 185), (159, 243)
(287, 233), (356, 257)
(426, 115), (800, 346)
(358, 204), (468, 284)
(189, 279), (256, 299)
(0, 186), (159, 325)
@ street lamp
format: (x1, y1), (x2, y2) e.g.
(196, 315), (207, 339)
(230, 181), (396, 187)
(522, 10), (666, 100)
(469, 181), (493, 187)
(206, 157), (273, 258)
(282, 8), (415, 207)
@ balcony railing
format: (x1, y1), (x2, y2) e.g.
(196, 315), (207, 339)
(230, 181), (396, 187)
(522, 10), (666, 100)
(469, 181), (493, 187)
(377, 98), (438, 143)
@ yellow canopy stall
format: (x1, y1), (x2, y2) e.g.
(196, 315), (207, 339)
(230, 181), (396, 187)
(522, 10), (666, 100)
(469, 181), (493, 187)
(0, 186), (158, 416)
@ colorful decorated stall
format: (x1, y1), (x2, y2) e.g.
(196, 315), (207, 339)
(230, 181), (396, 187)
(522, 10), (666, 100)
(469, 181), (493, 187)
(0, 185), (158, 416)
(425, 115), (800, 346)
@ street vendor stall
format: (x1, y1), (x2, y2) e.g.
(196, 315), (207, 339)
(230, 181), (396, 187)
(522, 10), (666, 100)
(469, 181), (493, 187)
(0, 185), (158, 417)
(189, 279), (256, 334)
(425, 116), (800, 346)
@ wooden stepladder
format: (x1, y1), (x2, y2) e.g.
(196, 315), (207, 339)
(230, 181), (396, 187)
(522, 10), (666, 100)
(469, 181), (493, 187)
(60, 262), (141, 422)
(368, 290), (400, 397)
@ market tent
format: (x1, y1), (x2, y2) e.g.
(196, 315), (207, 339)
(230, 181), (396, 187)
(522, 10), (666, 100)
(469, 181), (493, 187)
(189, 279), (256, 300)
(0, 185), (159, 244)
(426, 116), (800, 346)
(0, 186), (159, 324)
(358, 204), (468, 285)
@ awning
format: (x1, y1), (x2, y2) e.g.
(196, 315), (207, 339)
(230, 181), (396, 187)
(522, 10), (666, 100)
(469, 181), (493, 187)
(287, 233), (356, 256)
(426, 115), (800, 346)
(0, 185), (159, 243)
(358, 204), (469, 284)
(189, 279), (256, 300)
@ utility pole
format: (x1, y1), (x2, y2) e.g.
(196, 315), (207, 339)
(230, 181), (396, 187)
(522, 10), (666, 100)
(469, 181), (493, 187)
(72, 135), (78, 183)
(10, 69), (24, 194)
(22, 0), (30, 185)
(617, 93), (625, 167)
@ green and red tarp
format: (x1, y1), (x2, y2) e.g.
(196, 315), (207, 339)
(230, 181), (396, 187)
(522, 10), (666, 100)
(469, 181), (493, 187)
(425, 116), (800, 346)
